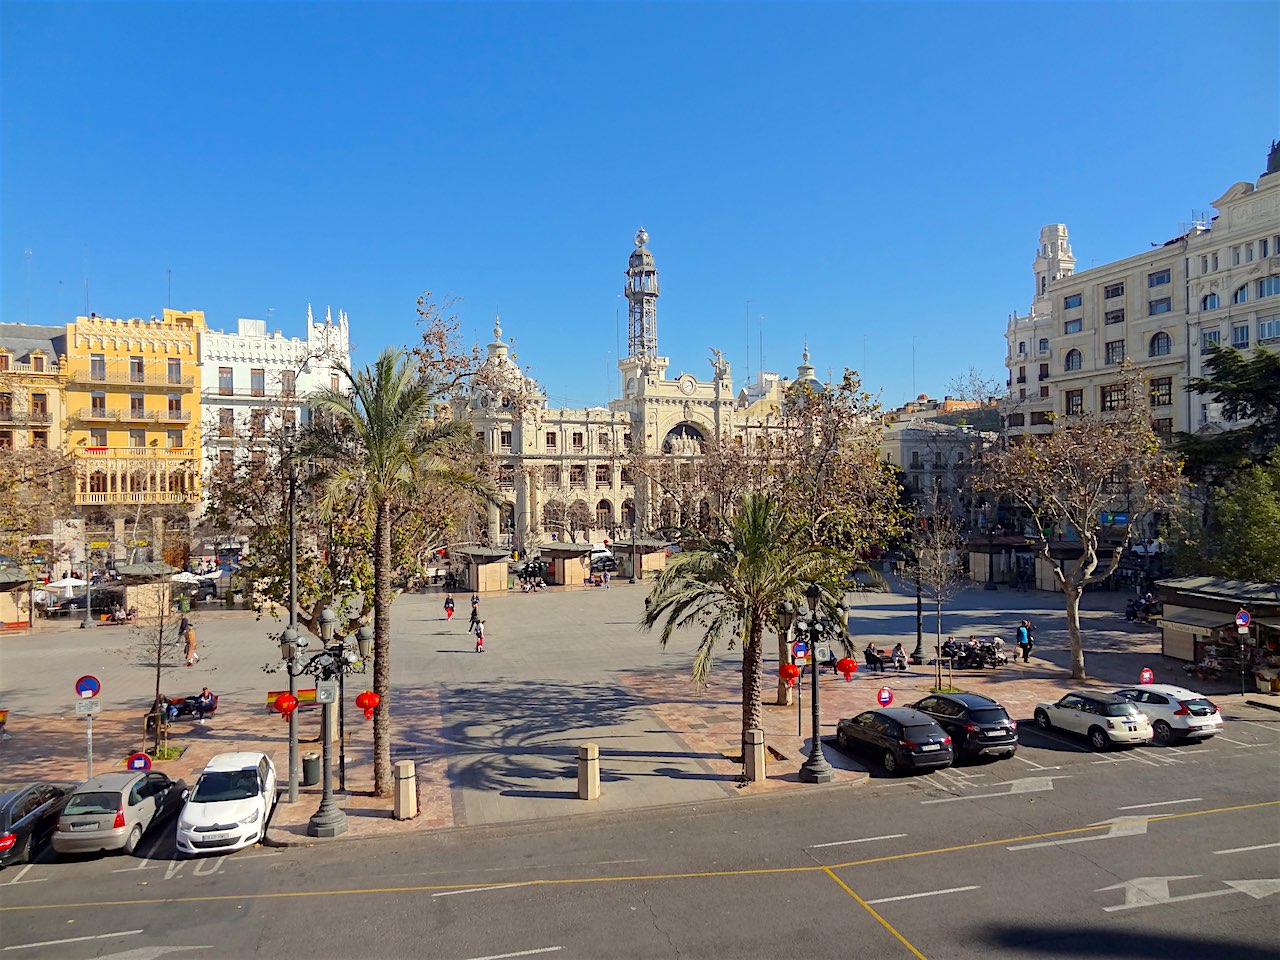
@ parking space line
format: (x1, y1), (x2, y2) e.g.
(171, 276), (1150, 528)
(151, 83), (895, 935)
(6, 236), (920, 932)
(1235, 721), (1280, 734)
(811, 834), (907, 849)
(864, 885), (980, 905)
(433, 881), (539, 897)
(1213, 841), (1280, 855)
(461, 949), (562, 960)
(1118, 798), (1202, 810)
(1, 865), (46, 887)
(821, 868), (928, 960)
(3, 930), (143, 952)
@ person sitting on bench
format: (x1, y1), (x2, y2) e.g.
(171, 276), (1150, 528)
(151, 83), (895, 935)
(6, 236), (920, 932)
(863, 641), (885, 671)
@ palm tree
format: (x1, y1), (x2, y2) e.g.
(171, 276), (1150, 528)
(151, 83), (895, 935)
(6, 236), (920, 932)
(303, 348), (489, 796)
(642, 494), (845, 774)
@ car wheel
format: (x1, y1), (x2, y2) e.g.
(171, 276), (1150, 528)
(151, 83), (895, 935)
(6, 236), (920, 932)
(836, 729), (849, 749)
(12, 833), (32, 865)
(1152, 720), (1175, 745)
(123, 824), (143, 855)
(882, 750), (899, 775)
(1088, 727), (1111, 751)
(1034, 709), (1051, 730)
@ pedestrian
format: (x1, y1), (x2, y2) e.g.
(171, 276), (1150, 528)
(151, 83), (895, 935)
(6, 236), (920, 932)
(195, 686), (214, 723)
(468, 602), (480, 632)
(891, 641), (908, 671)
(1016, 619), (1033, 663)
(444, 593), (455, 621)
(182, 617), (199, 666)
(602, 569), (610, 589)
(474, 619), (486, 653)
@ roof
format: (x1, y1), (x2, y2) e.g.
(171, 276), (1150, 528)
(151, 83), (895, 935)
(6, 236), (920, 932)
(539, 543), (595, 555)
(115, 562), (181, 578)
(452, 547), (511, 561)
(609, 538), (670, 551)
(0, 323), (67, 362)
(1159, 609), (1235, 631)
(0, 569), (32, 586)
(201, 752), (267, 772)
(1060, 691), (1128, 704)
(71, 772), (142, 792)
(866, 707), (936, 723)
(934, 692), (1001, 709)
(1156, 577), (1280, 605)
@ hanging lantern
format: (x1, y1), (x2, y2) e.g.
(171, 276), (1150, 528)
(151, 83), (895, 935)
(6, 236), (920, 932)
(355, 690), (381, 720)
(272, 693), (298, 721)
(779, 663), (801, 687)
(836, 657), (858, 682)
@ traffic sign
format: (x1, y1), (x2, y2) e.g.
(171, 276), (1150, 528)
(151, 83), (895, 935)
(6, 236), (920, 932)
(877, 686), (894, 707)
(74, 699), (101, 715)
(1139, 667), (1155, 685)
(791, 640), (810, 662)
(125, 752), (152, 771)
(1236, 609), (1251, 627)
(74, 675), (101, 699)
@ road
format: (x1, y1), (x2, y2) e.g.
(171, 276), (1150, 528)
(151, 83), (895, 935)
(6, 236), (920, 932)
(4, 709), (1277, 959)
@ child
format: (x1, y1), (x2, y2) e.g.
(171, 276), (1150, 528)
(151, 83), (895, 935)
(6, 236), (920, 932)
(474, 619), (486, 653)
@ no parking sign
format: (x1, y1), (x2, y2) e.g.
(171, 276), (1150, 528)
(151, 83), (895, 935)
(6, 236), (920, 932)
(125, 752), (152, 771)
(877, 686), (894, 707)
(1139, 667), (1155, 685)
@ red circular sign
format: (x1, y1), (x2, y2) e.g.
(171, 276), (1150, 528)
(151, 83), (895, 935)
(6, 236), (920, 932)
(125, 752), (152, 771)
(1139, 667), (1155, 685)
(877, 686), (894, 707)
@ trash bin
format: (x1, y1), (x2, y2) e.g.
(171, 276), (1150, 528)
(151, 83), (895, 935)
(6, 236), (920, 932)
(302, 751), (321, 787)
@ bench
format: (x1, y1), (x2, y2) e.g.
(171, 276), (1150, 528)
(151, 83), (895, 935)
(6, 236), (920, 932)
(863, 648), (909, 671)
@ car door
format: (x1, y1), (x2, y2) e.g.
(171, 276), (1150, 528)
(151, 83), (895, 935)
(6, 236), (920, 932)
(145, 774), (175, 817)
(128, 778), (158, 832)
(10, 790), (42, 855)
(33, 786), (66, 845)
(846, 712), (879, 752)
(1054, 695), (1086, 734)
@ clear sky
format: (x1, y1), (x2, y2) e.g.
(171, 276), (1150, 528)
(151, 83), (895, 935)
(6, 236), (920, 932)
(3, 1), (1277, 410)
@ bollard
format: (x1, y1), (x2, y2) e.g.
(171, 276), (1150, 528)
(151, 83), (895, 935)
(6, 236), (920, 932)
(393, 759), (418, 820)
(577, 743), (600, 800)
(743, 728), (766, 782)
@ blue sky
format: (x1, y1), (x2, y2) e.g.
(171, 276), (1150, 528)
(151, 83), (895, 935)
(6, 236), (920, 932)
(3, 2), (1277, 410)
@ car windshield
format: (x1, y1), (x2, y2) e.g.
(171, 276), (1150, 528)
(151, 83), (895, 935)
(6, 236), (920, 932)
(902, 724), (940, 740)
(191, 770), (258, 803)
(1182, 698), (1215, 712)
(64, 791), (121, 815)
(1102, 702), (1140, 718)
(968, 708), (1009, 724)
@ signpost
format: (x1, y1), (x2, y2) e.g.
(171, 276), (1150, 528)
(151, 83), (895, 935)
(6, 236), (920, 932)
(125, 752), (152, 772)
(1236, 609), (1251, 695)
(73, 676), (102, 778)
(75, 675), (101, 699)
(877, 686), (894, 707)
(791, 640), (810, 663)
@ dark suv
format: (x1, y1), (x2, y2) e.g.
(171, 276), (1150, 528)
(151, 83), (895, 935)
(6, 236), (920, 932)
(911, 692), (1017, 761)
(835, 708), (954, 775)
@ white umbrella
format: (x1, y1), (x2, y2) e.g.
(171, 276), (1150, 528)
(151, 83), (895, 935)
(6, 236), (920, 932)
(46, 576), (87, 598)
(171, 571), (203, 584)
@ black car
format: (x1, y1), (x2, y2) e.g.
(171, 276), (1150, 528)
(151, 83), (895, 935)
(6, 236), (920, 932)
(911, 692), (1017, 761)
(0, 782), (70, 866)
(835, 708), (954, 775)
(53, 589), (124, 615)
(590, 556), (619, 573)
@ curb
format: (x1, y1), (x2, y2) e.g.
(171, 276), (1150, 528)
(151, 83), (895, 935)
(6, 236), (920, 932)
(1245, 699), (1280, 714)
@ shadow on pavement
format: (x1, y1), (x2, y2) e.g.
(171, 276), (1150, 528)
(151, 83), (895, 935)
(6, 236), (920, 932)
(979, 924), (1275, 960)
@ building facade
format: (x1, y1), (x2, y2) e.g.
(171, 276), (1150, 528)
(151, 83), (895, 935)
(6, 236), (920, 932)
(1004, 145), (1280, 439)
(879, 419), (992, 520)
(0, 323), (68, 452)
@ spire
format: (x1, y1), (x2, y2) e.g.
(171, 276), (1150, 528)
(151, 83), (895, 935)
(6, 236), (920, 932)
(797, 343), (818, 383)
(325, 306), (333, 325)
(307, 303), (314, 325)
(493, 314), (503, 341)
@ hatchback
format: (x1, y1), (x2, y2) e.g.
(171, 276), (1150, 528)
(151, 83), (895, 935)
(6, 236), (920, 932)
(0, 783), (69, 866)
(835, 708), (954, 775)
(176, 752), (277, 856)
(53, 772), (186, 856)
(911, 692), (1017, 761)
(1033, 691), (1153, 751)
(1112, 684), (1223, 744)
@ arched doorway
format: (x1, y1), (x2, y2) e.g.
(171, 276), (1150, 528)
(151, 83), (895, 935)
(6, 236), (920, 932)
(662, 423), (705, 454)
(595, 499), (613, 528)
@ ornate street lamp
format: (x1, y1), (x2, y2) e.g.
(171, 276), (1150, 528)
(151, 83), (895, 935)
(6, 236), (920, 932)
(278, 624), (303, 802)
(305, 607), (349, 838)
(795, 584), (845, 784)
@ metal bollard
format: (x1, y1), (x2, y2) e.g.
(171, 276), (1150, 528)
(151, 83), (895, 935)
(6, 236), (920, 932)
(577, 743), (600, 800)
(743, 728), (766, 782)
(393, 758), (418, 820)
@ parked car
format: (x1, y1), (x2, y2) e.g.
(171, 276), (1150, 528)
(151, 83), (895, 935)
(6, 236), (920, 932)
(52, 588), (124, 615)
(1111, 684), (1223, 744)
(910, 692), (1017, 761)
(590, 555), (619, 573)
(52, 772), (186, 857)
(1033, 692), (1153, 751)
(834, 708), (954, 775)
(176, 578), (218, 603)
(176, 752), (277, 856)
(0, 782), (69, 866)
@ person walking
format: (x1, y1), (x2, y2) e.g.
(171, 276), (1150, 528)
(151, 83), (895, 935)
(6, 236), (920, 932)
(474, 619), (486, 653)
(468, 601), (481, 633)
(443, 593), (455, 621)
(182, 617), (199, 666)
(1016, 620), (1033, 663)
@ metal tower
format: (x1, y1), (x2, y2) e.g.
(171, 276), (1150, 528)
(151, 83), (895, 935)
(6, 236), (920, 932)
(625, 228), (659, 359)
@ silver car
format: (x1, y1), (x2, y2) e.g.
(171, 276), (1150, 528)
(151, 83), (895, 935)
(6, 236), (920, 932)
(52, 771), (186, 856)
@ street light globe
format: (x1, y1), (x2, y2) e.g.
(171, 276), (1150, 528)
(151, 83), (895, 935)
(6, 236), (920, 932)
(318, 607), (338, 643)
(280, 626), (300, 661)
(355, 624), (374, 661)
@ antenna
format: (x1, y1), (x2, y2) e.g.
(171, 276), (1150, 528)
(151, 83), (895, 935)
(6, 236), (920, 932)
(745, 299), (751, 387)
(23, 248), (32, 324)
(912, 337), (917, 395)
(759, 314), (764, 379)
(167, 268), (172, 307)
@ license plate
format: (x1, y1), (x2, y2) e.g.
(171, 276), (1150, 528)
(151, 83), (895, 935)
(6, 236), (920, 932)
(202, 831), (233, 842)
(1125, 725), (1137, 731)
(70, 822), (97, 830)
(920, 743), (941, 752)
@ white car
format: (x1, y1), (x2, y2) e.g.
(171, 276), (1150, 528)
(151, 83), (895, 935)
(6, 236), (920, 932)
(176, 752), (277, 856)
(1112, 683), (1223, 745)
(1033, 691), (1153, 751)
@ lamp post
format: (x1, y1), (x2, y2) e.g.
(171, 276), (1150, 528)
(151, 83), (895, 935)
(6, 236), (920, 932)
(796, 584), (845, 784)
(984, 510), (998, 591)
(304, 607), (348, 838)
(279, 626), (302, 803)
(285, 431), (300, 801)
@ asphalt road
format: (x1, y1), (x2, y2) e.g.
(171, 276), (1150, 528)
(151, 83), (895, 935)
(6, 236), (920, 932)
(3, 710), (1278, 960)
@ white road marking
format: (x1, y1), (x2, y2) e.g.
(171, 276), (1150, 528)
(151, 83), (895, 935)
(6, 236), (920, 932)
(921, 775), (1068, 804)
(4, 930), (143, 951)
(1235, 720), (1280, 734)
(461, 948), (562, 960)
(112, 863), (160, 873)
(434, 881), (538, 897)
(1118, 798), (1202, 810)
(864, 885), (980, 905)
(1012, 755), (1061, 770)
(234, 852), (283, 861)
(1098, 875), (1280, 912)
(1214, 841), (1280, 855)
(1, 865), (46, 886)
(1217, 736), (1254, 746)
(1009, 815), (1159, 851)
(810, 834), (907, 849)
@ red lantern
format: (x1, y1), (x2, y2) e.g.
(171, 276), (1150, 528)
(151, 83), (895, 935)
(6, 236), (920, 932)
(355, 690), (380, 720)
(272, 693), (298, 721)
(779, 663), (801, 686)
(836, 657), (858, 682)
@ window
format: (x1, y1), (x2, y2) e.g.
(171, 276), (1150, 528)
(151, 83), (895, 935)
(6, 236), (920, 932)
(249, 411), (266, 437)
(1213, 253), (1219, 271)
(1038, 363), (1049, 380)
(218, 367), (233, 395)
(1149, 298), (1171, 315)
(543, 465), (560, 485)
(282, 408), (296, 431)
(1105, 309), (1125, 325)
(499, 430), (512, 450)
(1262, 238), (1271, 257)
(167, 429), (183, 448)
(1005, 413), (1025, 427)
(31, 393), (47, 416)
(1063, 293), (1082, 309)
(1038, 338), (1049, 352)
(598, 432), (610, 449)
(1247, 244), (1255, 263)
(90, 427), (107, 447)
(91, 354), (105, 380)
(90, 391), (106, 414)
(1065, 389), (1084, 415)
(250, 369), (265, 397)
(1233, 284), (1249, 304)
(130, 393), (145, 417)
(1231, 324), (1250, 348)
(126, 356), (143, 383)
(571, 431), (585, 451)
(595, 464), (611, 484)
(129, 429), (146, 447)
(933, 451), (945, 468)
(1039, 385), (1049, 398)
(1017, 366), (1026, 383)
(1105, 340), (1126, 365)
(167, 358), (181, 384)
(1018, 341), (1026, 354)
(31, 430), (47, 448)
(1030, 411), (1051, 426)
(1104, 282), (1125, 299)
(1148, 332), (1171, 357)
(1258, 276), (1280, 299)
(1150, 377), (1172, 407)
(910, 451), (922, 468)
(280, 370), (296, 397)
(1019, 388), (1027, 400)
(1202, 293), (1219, 310)
(1201, 329), (1220, 354)
(569, 465), (586, 488)
(1100, 384), (1127, 412)
(330, 373), (340, 391)
(1232, 246), (1241, 266)
(167, 393), (181, 415)
(1064, 349), (1083, 371)
(1148, 269), (1171, 288)
(1064, 318), (1082, 334)
(0, 430), (11, 449)
(1260, 317), (1280, 343)
(32, 355), (45, 372)
(219, 408), (234, 437)
(1153, 418), (1173, 443)
(1200, 256), (1208, 274)
(545, 431), (557, 449)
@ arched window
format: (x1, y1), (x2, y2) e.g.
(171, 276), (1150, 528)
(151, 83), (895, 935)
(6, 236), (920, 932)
(595, 499), (613, 528)
(1201, 293), (1219, 310)
(1233, 284), (1249, 305)
(1149, 332), (1172, 357)
(1064, 349), (1083, 372)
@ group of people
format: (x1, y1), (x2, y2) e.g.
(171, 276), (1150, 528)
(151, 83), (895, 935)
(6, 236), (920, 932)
(107, 603), (138, 624)
(863, 641), (909, 671)
(443, 593), (487, 652)
(519, 577), (548, 592)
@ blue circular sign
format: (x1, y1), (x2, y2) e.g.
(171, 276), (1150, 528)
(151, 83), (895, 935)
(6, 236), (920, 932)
(877, 686), (894, 707)
(126, 752), (152, 771)
(1236, 609), (1251, 627)
(74, 675), (101, 699)
(792, 640), (810, 660)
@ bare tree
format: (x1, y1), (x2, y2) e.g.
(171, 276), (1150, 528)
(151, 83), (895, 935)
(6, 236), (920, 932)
(907, 488), (967, 687)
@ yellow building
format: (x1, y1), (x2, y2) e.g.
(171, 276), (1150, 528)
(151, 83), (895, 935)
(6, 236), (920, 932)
(0, 323), (68, 452)
(63, 310), (205, 507)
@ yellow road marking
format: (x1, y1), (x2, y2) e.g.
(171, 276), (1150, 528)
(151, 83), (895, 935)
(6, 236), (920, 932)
(3, 799), (1276, 913)
(822, 867), (928, 960)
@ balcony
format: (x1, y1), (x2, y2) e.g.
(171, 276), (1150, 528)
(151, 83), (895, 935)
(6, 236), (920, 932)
(1016, 376), (1027, 384)
(0, 361), (60, 376)
(76, 490), (195, 506)
(79, 446), (196, 459)
(71, 369), (194, 388)
(0, 410), (53, 424)
(74, 407), (192, 424)
(1038, 372), (1049, 381)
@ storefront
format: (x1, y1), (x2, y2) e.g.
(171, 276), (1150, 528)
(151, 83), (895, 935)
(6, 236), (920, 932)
(1156, 577), (1280, 692)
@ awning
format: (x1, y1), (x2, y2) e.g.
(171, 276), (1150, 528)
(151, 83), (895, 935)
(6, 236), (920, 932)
(1253, 617), (1280, 629)
(1159, 609), (1235, 632)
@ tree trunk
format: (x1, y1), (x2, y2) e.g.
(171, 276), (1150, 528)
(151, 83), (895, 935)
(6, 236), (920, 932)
(775, 631), (793, 706)
(372, 500), (394, 797)
(1063, 582), (1087, 680)
(742, 620), (764, 754)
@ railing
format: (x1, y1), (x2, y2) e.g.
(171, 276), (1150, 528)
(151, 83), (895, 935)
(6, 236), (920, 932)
(76, 491), (195, 505)
(1038, 373), (1049, 380)
(0, 410), (52, 423)
(70, 370), (194, 387)
(73, 407), (191, 423)
(201, 387), (297, 400)
(78, 447), (196, 458)
(1016, 376), (1027, 384)
(0, 361), (60, 375)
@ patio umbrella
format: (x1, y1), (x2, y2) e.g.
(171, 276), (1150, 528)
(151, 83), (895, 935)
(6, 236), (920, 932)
(46, 576), (87, 598)
(171, 571), (203, 584)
